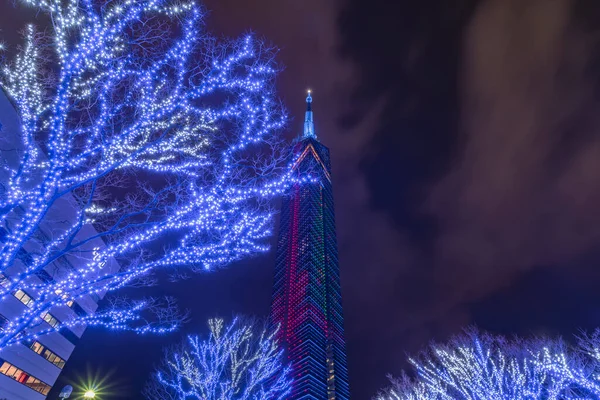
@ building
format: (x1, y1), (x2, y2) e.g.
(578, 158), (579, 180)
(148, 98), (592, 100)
(269, 92), (350, 399)
(0, 88), (114, 399)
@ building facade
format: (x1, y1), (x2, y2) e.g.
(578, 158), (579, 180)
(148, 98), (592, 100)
(0, 89), (112, 399)
(269, 92), (350, 399)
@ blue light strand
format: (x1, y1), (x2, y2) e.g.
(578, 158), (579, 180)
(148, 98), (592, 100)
(0, 0), (312, 350)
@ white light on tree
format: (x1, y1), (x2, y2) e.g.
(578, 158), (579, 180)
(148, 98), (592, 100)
(0, 0), (301, 350)
(145, 318), (292, 400)
(375, 329), (600, 400)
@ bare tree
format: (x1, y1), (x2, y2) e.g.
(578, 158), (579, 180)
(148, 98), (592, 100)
(144, 318), (292, 400)
(376, 329), (600, 400)
(0, 0), (294, 349)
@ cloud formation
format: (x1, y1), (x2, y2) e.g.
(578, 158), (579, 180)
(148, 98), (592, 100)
(339, 0), (600, 397)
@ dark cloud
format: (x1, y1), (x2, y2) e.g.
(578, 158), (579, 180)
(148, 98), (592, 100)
(339, 0), (600, 397)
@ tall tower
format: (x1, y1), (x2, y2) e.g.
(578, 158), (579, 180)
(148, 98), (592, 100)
(269, 92), (350, 400)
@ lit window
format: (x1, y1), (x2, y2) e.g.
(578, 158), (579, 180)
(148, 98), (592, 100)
(30, 341), (44, 354)
(14, 290), (34, 308)
(40, 312), (60, 328)
(27, 341), (66, 369)
(0, 359), (51, 395)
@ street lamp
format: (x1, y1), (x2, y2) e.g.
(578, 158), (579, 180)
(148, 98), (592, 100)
(73, 369), (112, 399)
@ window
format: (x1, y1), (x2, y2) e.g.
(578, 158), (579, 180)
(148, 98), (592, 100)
(69, 302), (88, 317)
(40, 311), (60, 328)
(14, 290), (34, 308)
(11, 287), (75, 343)
(56, 257), (76, 273)
(16, 249), (33, 266)
(89, 292), (101, 303)
(34, 270), (54, 284)
(54, 288), (71, 304)
(0, 359), (51, 395)
(58, 327), (80, 345)
(0, 273), (10, 289)
(27, 341), (66, 369)
(0, 314), (7, 331)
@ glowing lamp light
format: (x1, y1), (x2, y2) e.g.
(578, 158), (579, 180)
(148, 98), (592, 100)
(83, 390), (96, 399)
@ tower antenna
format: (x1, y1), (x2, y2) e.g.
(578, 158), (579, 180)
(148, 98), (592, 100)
(303, 89), (316, 139)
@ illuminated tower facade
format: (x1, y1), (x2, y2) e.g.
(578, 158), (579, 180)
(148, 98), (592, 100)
(269, 92), (350, 399)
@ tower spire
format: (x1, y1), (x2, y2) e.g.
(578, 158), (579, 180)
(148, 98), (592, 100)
(303, 90), (316, 139)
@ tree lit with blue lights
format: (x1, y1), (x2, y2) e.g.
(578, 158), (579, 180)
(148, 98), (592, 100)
(0, 0), (299, 349)
(145, 318), (292, 400)
(376, 329), (600, 400)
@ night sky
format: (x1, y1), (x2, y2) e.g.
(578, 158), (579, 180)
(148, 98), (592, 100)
(3, 0), (600, 399)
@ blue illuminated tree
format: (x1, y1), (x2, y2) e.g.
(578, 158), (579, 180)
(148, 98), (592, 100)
(0, 0), (297, 350)
(144, 318), (292, 400)
(376, 329), (600, 400)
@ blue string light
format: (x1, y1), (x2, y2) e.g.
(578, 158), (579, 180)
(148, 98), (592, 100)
(0, 0), (309, 350)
